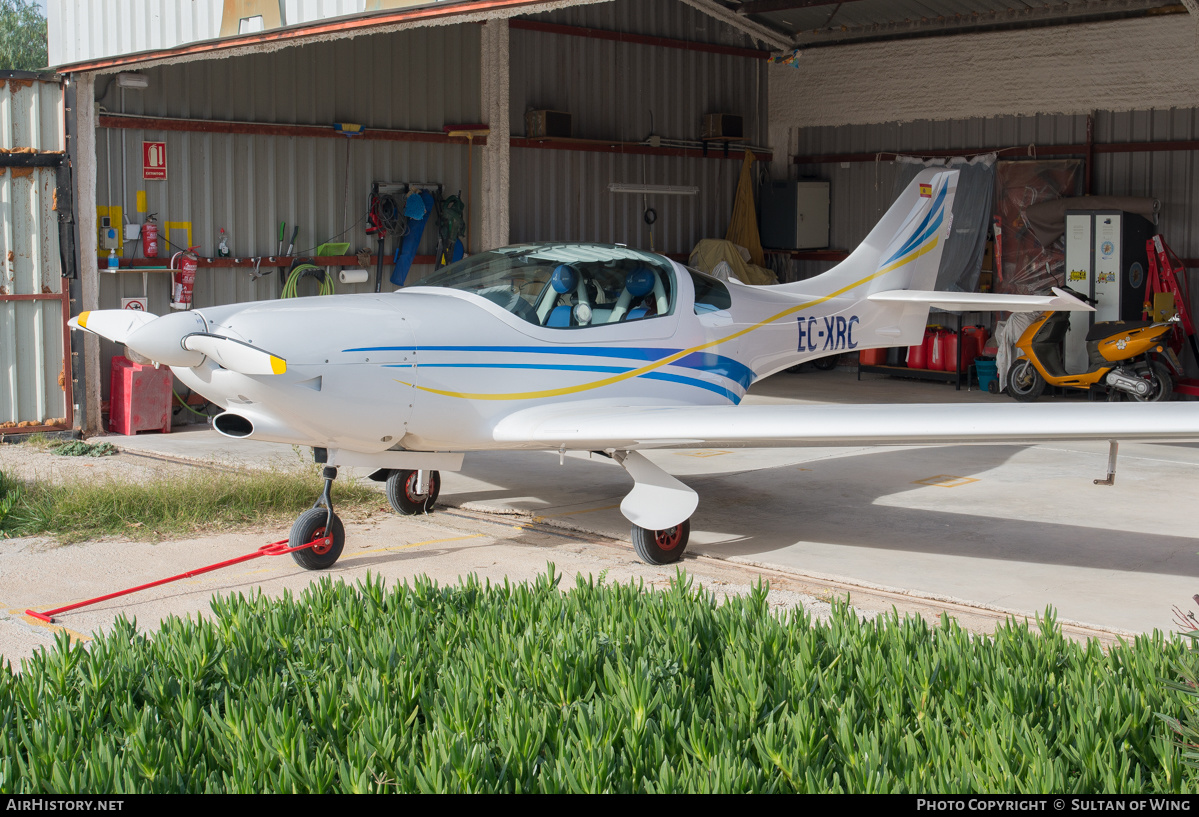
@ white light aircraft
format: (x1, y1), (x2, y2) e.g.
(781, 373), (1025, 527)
(71, 170), (1199, 567)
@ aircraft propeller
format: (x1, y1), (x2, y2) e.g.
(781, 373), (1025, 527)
(69, 310), (287, 376)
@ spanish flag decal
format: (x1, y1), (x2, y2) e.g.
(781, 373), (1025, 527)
(919, 183), (932, 198)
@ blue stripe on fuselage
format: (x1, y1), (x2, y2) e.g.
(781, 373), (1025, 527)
(383, 361), (741, 402)
(352, 344), (754, 390)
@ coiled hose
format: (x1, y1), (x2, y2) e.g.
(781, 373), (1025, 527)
(281, 263), (335, 298)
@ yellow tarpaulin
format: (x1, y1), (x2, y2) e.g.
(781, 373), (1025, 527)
(725, 150), (764, 267)
(688, 239), (778, 286)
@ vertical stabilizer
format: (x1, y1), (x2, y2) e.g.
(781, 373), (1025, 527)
(777, 168), (958, 297)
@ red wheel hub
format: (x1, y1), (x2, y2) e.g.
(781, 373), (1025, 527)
(655, 526), (682, 551)
(311, 527), (331, 555)
(405, 473), (433, 502)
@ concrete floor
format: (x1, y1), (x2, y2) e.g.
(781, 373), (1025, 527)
(96, 368), (1199, 635)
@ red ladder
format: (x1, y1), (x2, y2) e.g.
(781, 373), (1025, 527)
(1145, 235), (1199, 397)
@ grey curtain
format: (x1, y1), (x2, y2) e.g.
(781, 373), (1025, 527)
(891, 154), (996, 293)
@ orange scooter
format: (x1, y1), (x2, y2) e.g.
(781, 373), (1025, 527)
(1008, 288), (1175, 402)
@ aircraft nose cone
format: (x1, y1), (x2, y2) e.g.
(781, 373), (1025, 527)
(125, 310), (208, 367)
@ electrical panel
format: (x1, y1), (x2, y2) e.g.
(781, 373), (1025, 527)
(759, 180), (830, 250)
(1062, 210), (1154, 373)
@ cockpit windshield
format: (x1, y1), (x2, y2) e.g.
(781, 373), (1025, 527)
(414, 243), (676, 328)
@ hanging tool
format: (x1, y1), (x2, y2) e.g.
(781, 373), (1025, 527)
(334, 123), (364, 233)
(286, 225), (299, 257)
(277, 221), (285, 257)
(392, 190), (434, 287)
(444, 125), (489, 253)
(435, 192), (466, 269)
(367, 185), (388, 292)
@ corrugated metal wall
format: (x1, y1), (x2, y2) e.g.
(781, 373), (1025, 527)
(509, 0), (769, 255)
(0, 77), (67, 427)
(792, 108), (1199, 279)
(787, 107), (1199, 377)
(95, 24), (480, 297)
(93, 23), (481, 392)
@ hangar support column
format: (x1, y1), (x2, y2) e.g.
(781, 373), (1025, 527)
(479, 18), (510, 252)
(71, 72), (101, 435)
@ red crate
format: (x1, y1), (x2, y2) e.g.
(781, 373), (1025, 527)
(109, 356), (172, 435)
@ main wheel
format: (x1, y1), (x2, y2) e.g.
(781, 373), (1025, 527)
(631, 520), (690, 565)
(1007, 359), (1045, 402)
(289, 507), (345, 570)
(1130, 360), (1174, 402)
(813, 356), (838, 371)
(386, 469), (441, 515)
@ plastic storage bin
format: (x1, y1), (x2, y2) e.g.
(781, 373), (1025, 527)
(975, 356), (999, 393)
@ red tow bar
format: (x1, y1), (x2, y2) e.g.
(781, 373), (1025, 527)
(25, 534), (330, 624)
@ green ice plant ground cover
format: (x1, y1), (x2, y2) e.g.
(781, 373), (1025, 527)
(0, 569), (1194, 794)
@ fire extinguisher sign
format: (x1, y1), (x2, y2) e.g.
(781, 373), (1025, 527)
(143, 141), (166, 180)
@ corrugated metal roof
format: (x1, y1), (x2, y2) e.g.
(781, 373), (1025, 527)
(721, 0), (1184, 46)
(46, 0), (600, 69)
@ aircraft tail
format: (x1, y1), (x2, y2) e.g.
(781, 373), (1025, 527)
(769, 168), (1091, 357)
(776, 167), (958, 299)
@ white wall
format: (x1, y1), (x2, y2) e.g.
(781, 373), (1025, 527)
(769, 14), (1199, 167)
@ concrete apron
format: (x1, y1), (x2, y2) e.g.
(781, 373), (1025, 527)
(71, 371), (1199, 635)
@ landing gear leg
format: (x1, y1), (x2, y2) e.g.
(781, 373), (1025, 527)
(385, 469), (441, 515)
(289, 465), (346, 570)
(1093, 440), (1119, 486)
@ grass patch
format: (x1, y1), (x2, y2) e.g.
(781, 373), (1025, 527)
(0, 570), (1194, 793)
(0, 467), (383, 542)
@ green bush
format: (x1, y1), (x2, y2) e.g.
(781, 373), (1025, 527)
(0, 468), (382, 542)
(1, 570), (1192, 793)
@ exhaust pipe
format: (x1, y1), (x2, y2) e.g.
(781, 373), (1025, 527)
(213, 412), (255, 438)
(213, 411), (300, 444)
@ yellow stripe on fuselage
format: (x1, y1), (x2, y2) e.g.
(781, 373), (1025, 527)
(395, 236), (939, 401)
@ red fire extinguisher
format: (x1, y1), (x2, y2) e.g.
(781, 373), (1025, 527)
(141, 214), (158, 258)
(170, 246), (199, 310)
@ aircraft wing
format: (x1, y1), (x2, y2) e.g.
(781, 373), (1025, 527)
(491, 402), (1199, 450)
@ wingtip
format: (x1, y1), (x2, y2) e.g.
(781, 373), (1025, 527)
(71, 311), (89, 329)
(270, 355), (287, 375)
(1050, 287), (1096, 312)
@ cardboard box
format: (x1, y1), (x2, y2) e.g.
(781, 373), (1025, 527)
(526, 110), (572, 139)
(702, 113), (743, 140)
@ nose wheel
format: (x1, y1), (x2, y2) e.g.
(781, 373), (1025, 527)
(385, 469), (441, 515)
(631, 519), (690, 565)
(289, 466), (345, 570)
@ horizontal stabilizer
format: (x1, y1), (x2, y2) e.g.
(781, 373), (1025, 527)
(868, 287), (1094, 313)
(69, 310), (158, 344)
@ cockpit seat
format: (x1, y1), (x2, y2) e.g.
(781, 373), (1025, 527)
(608, 267), (666, 323)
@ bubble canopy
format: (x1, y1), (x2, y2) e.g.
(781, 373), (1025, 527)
(413, 244), (678, 328)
